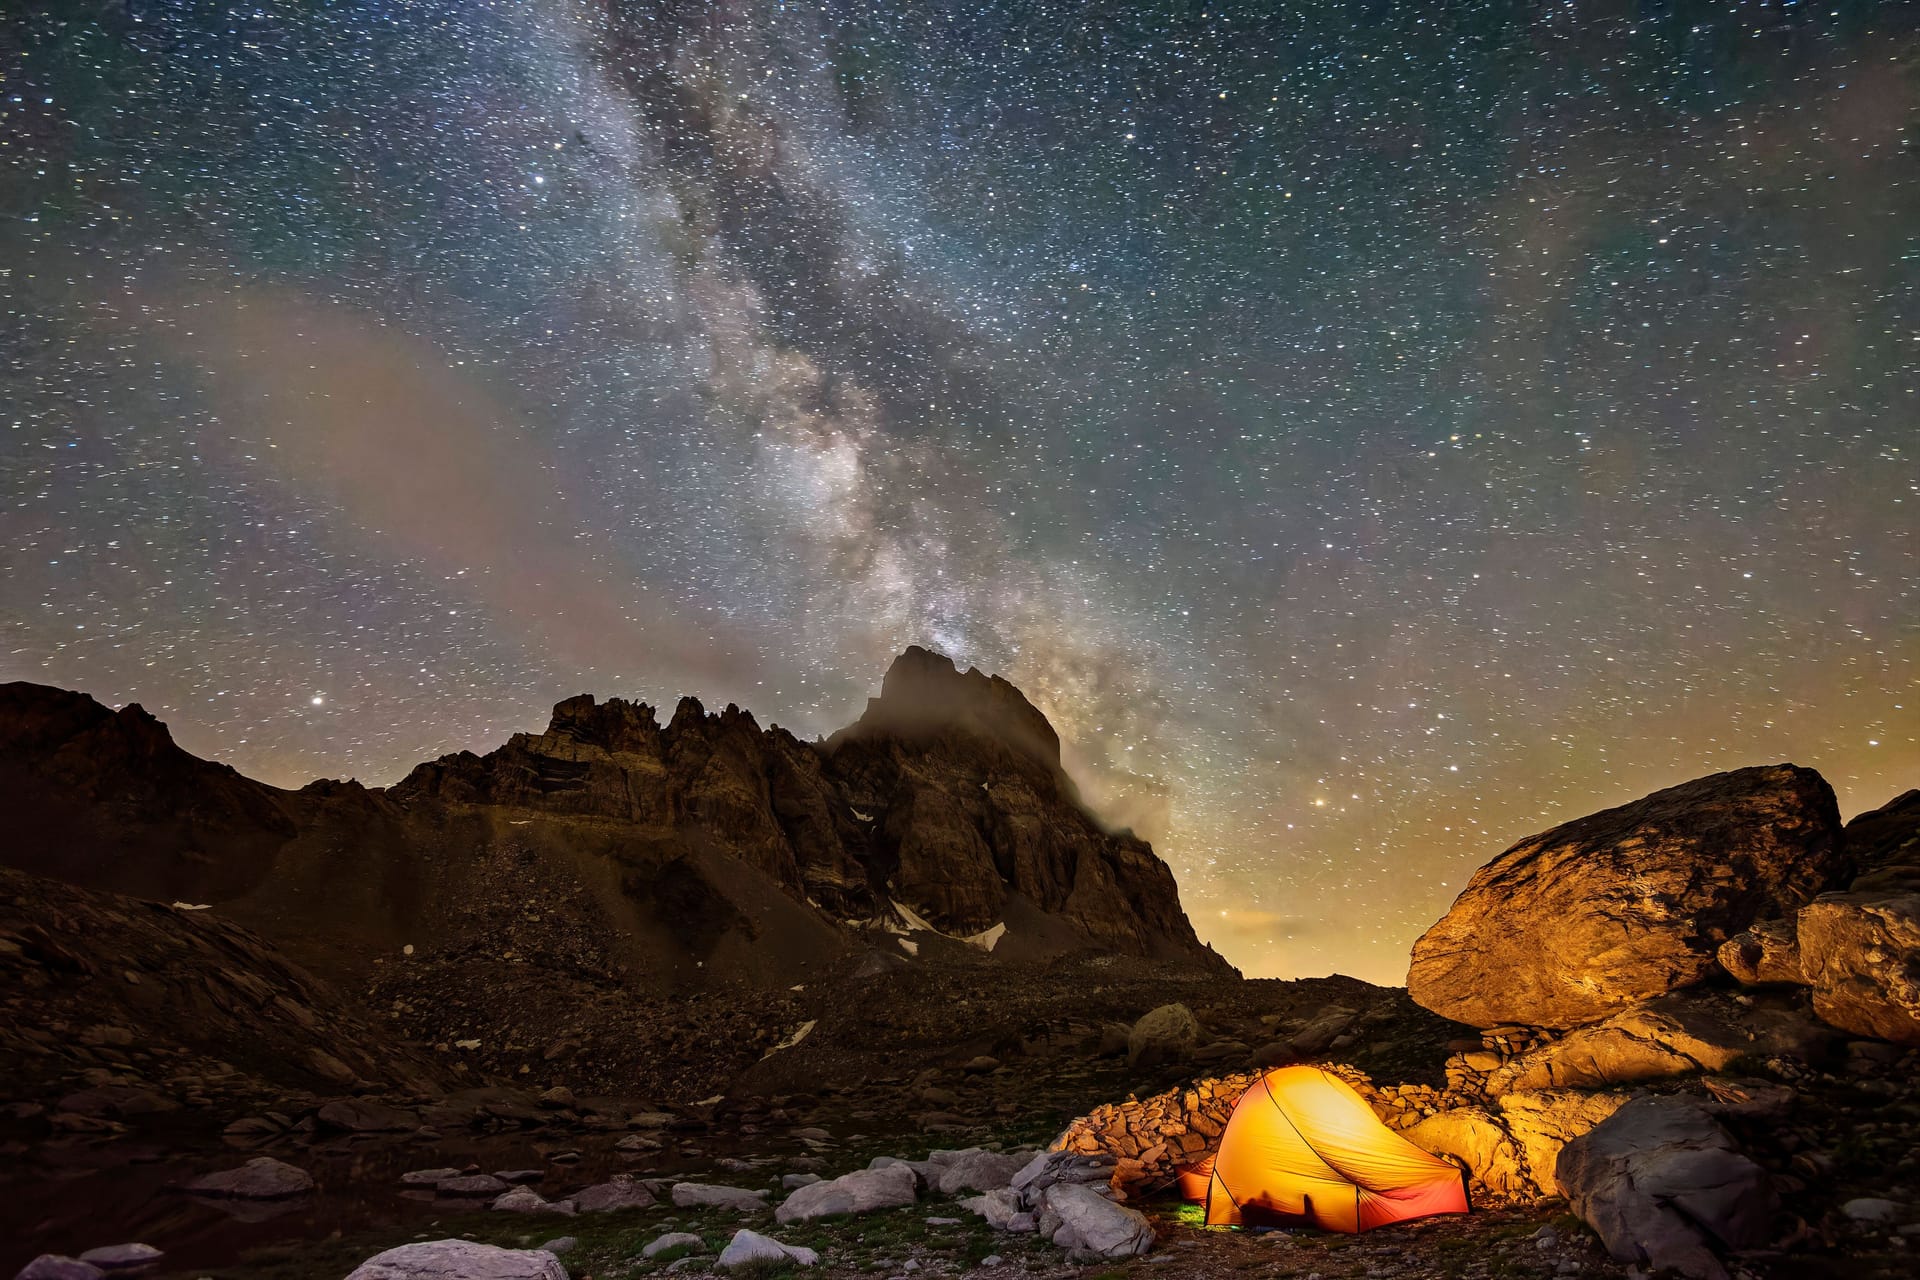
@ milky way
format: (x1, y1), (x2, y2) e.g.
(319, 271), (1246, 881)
(3, 1), (1915, 982)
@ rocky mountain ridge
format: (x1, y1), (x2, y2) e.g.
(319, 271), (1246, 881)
(0, 647), (1225, 986)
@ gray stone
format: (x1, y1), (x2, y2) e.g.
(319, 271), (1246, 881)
(672, 1182), (770, 1212)
(490, 1186), (574, 1215)
(960, 1189), (1036, 1233)
(715, 1229), (818, 1269)
(73, 1246), (161, 1273)
(1554, 1095), (1774, 1280)
(937, 1150), (1031, 1195)
(782, 1172), (823, 1189)
(641, 1233), (704, 1260)
(344, 1240), (568, 1280)
(1034, 1182), (1154, 1259)
(776, 1163), (918, 1223)
(495, 1169), (545, 1184)
(14, 1259), (106, 1280)
(1841, 1197), (1901, 1224)
(536, 1239), (576, 1257)
(435, 1174), (509, 1196)
(184, 1157), (314, 1199)
(1287, 1005), (1360, 1057)
(572, 1176), (656, 1212)
(399, 1167), (465, 1186)
(1126, 1003), (1199, 1068)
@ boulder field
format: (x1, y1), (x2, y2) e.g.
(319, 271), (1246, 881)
(1394, 769), (1920, 1278)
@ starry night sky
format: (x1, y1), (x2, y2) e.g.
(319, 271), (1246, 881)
(3, 1), (1915, 982)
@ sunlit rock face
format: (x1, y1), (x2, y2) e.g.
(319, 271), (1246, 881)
(1407, 765), (1845, 1029)
(1798, 876), (1920, 1048)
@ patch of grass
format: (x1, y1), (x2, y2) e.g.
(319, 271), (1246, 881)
(712, 1261), (797, 1280)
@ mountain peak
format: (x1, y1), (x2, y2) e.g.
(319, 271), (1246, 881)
(848, 645), (1062, 772)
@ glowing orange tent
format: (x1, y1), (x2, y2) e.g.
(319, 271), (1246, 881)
(1196, 1066), (1469, 1232)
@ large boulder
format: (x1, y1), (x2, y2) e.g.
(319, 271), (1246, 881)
(1485, 989), (1833, 1093)
(344, 1240), (568, 1280)
(1409, 765), (1844, 1028)
(1797, 883), (1920, 1045)
(1554, 1096), (1775, 1280)
(1126, 1003), (1199, 1068)
(1033, 1182), (1154, 1259)
(184, 1157), (314, 1199)
(1717, 917), (1804, 986)
(774, 1164), (917, 1223)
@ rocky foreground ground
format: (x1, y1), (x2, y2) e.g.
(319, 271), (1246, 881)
(5, 949), (1920, 1280)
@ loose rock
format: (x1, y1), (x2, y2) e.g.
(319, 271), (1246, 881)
(672, 1182), (770, 1212)
(184, 1157), (314, 1199)
(641, 1233), (704, 1259)
(344, 1240), (568, 1280)
(715, 1229), (818, 1268)
(14, 1260), (106, 1280)
(1034, 1182), (1154, 1259)
(572, 1176), (655, 1213)
(1127, 1003), (1200, 1068)
(491, 1186), (574, 1214)
(72, 1247), (160, 1274)
(776, 1163), (918, 1223)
